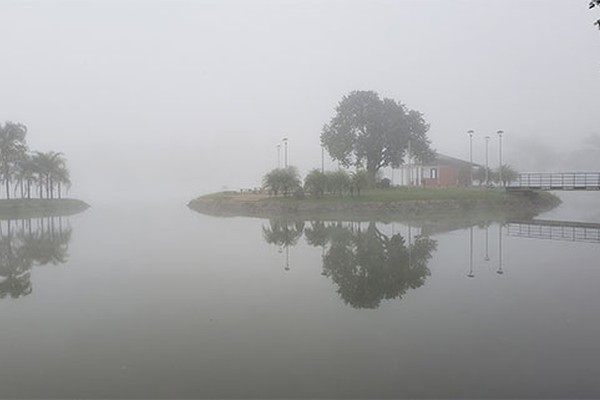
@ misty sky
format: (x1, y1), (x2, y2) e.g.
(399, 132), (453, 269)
(1, 0), (599, 203)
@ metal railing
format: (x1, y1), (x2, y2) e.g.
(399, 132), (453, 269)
(507, 172), (600, 190)
(507, 220), (600, 243)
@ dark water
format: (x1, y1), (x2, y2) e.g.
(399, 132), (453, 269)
(1, 192), (599, 398)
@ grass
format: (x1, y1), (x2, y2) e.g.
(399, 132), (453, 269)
(0, 198), (90, 219)
(201, 186), (512, 202)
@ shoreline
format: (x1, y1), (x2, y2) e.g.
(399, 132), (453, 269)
(0, 199), (90, 220)
(187, 189), (561, 223)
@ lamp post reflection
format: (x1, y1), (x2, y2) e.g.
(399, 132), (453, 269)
(484, 225), (490, 262)
(497, 224), (504, 275)
(467, 226), (475, 278)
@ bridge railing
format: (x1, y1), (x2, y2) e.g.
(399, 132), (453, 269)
(507, 221), (600, 243)
(507, 172), (600, 189)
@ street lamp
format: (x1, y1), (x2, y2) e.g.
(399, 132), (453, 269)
(485, 135), (490, 186)
(497, 130), (504, 186)
(321, 145), (325, 174)
(277, 144), (281, 168)
(467, 130), (474, 185)
(282, 137), (288, 168)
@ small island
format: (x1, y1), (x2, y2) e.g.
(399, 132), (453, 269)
(189, 91), (561, 222)
(188, 186), (560, 223)
(0, 121), (89, 219)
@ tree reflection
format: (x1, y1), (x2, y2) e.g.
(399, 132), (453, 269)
(262, 219), (305, 248)
(263, 219), (437, 309)
(0, 217), (72, 299)
(319, 222), (436, 309)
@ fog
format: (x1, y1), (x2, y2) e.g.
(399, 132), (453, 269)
(1, 0), (599, 204)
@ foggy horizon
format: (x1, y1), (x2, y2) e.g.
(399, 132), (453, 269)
(2, 0), (599, 204)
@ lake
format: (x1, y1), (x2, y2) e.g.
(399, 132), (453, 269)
(1, 192), (599, 398)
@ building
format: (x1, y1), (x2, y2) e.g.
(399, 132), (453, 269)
(395, 153), (479, 187)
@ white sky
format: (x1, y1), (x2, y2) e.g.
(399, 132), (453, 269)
(1, 0), (600, 203)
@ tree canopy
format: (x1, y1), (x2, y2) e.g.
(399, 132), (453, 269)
(321, 90), (434, 177)
(0, 121), (71, 200)
(590, 0), (600, 30)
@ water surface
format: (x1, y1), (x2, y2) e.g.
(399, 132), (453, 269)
(0, 193), (599, 398)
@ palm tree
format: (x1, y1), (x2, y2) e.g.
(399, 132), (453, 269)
(31, 151), (69, 199)
(13, 155), (37, 199)
(0, 122), (29, 199)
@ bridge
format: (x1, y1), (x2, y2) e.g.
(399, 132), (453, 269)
(506, 219), (600, 243)
(506, 172), (600, 191)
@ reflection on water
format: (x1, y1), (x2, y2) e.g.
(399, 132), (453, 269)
(262, 216), (600, 309)
(0, 217), (72, 299)
(263, 219), (437, 308)
(1, 203), (600, 397)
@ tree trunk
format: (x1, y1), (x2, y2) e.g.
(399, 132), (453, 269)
(5, 179), (10, 200)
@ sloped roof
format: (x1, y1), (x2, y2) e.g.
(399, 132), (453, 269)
(429, 153), (480, 168)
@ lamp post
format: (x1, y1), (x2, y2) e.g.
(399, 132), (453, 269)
(321, 145), (325, 174)
(497, 130), (504, 186)
(283, 137), (288, 168)
(467, 130), (474, 185)
(485, 135), (490, 186)
(277, 144), (281, 168)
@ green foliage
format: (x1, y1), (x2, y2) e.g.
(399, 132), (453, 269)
(473, 166), (493, 186)
(0, 122), (71, 200)
(321, 90), (434, 177)
(326, 169), (352, 196)
(304, 169), (327, 197)
(0, 122), (28, 199)
(263, 166), (301, 196)
(351, 170), (372, 196)
(496, 164), (519, 186)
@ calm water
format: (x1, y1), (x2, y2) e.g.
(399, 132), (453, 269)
(1, 192), (599, 398)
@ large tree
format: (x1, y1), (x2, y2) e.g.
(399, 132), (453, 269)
(321, 91), (434, 178)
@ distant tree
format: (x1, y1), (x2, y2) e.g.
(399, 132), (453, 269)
(0, 122), (28, 199)
(0, 122), (72, 201)
(263, 167), (301, 196)
(321, 90), (434, 178)
(496, 164), (519, 187)
(304, 169), (327, 197)
(473, 166), (493, 186)
(31, 151), (68, 199)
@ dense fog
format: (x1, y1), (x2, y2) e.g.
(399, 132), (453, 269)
(1, 0), (599, 204)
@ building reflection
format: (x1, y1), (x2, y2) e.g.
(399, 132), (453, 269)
(0, 217), (72, 299)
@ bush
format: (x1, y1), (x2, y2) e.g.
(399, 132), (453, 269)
(263, 167), (301, 196)
(326, 170), (352, 196)
(304, 169), (327, 197)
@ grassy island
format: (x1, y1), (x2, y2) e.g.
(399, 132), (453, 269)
(0, 199), (90, 220)
(188, 187), (561, 223)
